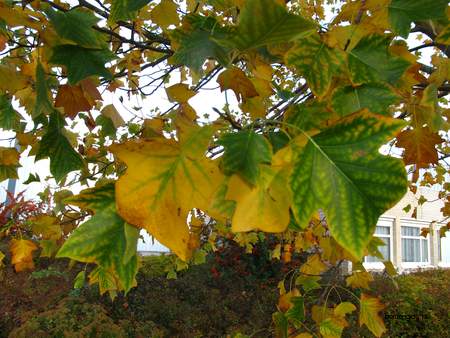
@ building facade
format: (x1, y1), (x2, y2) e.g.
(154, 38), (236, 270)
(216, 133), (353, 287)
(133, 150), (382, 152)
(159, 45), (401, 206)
(363, 187), (449, 272)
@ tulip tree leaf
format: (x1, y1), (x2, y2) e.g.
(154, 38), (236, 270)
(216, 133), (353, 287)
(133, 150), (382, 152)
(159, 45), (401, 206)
(286, 33), (345, 97)
(50, 45), (115, 84)
(290, 111), (407, 258)
(172, 15), (231, 72)
(110, 124), (223, 261)
(348, 35), (411, 85)
(388, 0), (449, 38)
(218, 0), (316, 51)
(36, 110), (84, 182)
(57, 183), (139, 293)
(219, 130), (272, 185)
(47, 8), (107, 49)
(109, 0), (151, 22)
(331, 83), (400, 117)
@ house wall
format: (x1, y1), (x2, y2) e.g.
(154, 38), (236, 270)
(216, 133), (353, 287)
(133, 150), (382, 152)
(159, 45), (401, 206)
(363, 187), (449, 272)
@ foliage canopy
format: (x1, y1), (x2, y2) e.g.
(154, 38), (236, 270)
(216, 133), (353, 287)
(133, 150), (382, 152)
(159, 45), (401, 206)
(0, 0), (449, 336)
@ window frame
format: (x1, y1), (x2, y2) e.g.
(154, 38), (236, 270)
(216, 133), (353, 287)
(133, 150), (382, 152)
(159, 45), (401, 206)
(400, 219), (431, 267)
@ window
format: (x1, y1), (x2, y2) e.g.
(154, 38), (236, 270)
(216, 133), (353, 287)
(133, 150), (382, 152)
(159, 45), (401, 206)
(365, 225), (391, 263)
(439, 227), (450, 264)
(401, 226), (429, 263)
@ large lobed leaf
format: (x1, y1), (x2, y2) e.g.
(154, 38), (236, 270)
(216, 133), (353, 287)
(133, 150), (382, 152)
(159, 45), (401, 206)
(290, 111), (407, 258)
(217, 0), (316, 51)
(348, 35), (411, 85)
(388, 0), (449, 38)
(110, 123), (223, 261)
(285, 33), (345, 98)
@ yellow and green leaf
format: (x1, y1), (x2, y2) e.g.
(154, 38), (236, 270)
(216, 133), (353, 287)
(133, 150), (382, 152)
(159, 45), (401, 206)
(290, 111), (407, 258)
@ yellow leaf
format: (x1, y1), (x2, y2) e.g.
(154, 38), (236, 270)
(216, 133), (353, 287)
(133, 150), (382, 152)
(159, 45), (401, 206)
(334, 302), (356, 317)
(239, 96), (267, 119)
(251, 78), (273, 98)
(0, 250), (5, 268)
(165, 83), (196, 103)
(312, 305), (334, 326)
(359, 294), (386, 337)
(217, 67), (259, 102)
(346, 271), (374, 289)
(149, 0), (179, 29)
(101, 104), (125, 128)
(0, 64), (29, 93)
(31, 215), (62, 240)
(226, 164), (291, 233)
(278, 288), (300, 312)
(110, 125), (222, 261)
(294, 334), (312, 338)
(0, 147), (19, 166)
(142, 118), (165, 138)
(383, 261), (397, 276)
(300, 254), (328, 276)
(10, 239), (38, 272)
(178, 102), (198, 120)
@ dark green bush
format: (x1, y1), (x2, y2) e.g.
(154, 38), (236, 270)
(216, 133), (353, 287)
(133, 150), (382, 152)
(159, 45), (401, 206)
(9, 297), (126, 338)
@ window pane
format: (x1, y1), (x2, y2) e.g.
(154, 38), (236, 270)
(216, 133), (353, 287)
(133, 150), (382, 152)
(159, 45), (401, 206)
(375, 226), (390, 235)
(421, 239), (428, 262)
(401, 226), (420, 236)
(366, 237), (390, 262)
(441, 231), (450, 263)
(402, 238), (420, 262)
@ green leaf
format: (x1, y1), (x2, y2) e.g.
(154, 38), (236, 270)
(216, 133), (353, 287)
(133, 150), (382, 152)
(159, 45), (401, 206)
(57, 184), (139, 293)
(109, 0), (151, 22)
(388, 0), (449, 38)
(295, 275), (321, 292)
(50, 45), (115, 84)
(96, 115), (116, 137)
(0, 94), (20, 130)
(218, 0), (316, 51)
(219, 130), (272, 185)
(272, 311), (288, 338)
(285, 33), (345, 97)
(47, 8), (107, 49)
(348, 35), (411, 85)
(33, 62), (54, 120)
(40, 239), (58, 258)
(331, 83), (400, 117)
(267, 131), (290, 153)
(285, 296), (305, 323)
(290, 111), (407, 258)
(73, 270), (86, 289)
(172, 15), (231, 73)
(23, 173), (40, 184)
(0, 165), (17, 182)
(36, 110), (84, 182)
